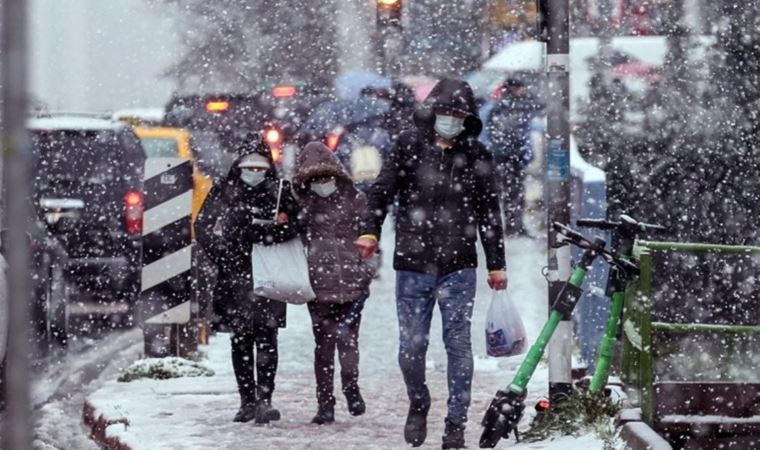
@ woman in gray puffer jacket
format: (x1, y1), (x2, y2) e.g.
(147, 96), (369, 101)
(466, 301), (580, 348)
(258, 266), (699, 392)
(293, 141), (377, 425)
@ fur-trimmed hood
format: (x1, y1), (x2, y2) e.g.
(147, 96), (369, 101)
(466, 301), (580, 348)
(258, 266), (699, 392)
(292, 141), (353, 197)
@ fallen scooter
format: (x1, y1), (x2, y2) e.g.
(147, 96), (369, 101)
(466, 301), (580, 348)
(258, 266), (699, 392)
(479, 222), (639, 448)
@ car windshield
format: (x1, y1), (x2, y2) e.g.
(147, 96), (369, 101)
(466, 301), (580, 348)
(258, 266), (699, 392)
(140, 137), (179, 158)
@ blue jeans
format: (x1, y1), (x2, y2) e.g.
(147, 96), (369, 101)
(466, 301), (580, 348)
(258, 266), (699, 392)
(396, 269), (476, 426)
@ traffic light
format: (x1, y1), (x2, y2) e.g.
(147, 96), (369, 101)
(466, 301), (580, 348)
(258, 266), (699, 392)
(376, 0), (402, 29)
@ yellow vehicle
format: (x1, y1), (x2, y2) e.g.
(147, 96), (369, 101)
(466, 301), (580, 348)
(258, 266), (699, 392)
(132, 126), (213, 224)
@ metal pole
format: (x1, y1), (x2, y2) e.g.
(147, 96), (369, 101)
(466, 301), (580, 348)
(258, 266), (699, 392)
(541, 0), (572, 403)
(1, 0), (33, 448)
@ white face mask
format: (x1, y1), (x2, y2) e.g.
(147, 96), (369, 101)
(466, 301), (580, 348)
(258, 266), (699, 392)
(240, 170), (266, 187)
(434, 114), (465, 139)
(311, 179), (338, 198)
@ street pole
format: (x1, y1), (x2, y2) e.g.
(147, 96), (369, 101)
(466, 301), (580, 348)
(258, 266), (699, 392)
(541, 0), (572, 403)
(1, 0), (33, 448)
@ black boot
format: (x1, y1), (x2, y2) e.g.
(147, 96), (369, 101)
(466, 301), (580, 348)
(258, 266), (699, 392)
(311, 403), (335, 425)
(344, 385), (366, 416)
(233, 402), (258, 423)
(441, 420), (466, 449)
(404, 403), (430, 447)
(254, 398), (281, 424)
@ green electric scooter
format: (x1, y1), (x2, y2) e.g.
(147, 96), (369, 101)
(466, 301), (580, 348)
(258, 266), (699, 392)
(479, 222), (639, 448)
(577, 215), (665, 394)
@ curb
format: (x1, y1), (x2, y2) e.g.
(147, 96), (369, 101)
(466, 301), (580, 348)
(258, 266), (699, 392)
(83, 399), (133, 450)
(620, 422), (673, 450)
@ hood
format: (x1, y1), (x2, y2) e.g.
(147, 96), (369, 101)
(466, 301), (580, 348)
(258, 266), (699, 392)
(224, 133), (277, 186)
(292, 141), (353, 197)
(413, 79), (482, 138)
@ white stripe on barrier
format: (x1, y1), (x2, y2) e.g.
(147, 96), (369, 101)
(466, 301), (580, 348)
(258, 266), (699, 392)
(141, 245), (192, 292)
(142, 190), (193, 236)
(145, 300), (191, 324)
(144, 157), (189, 180)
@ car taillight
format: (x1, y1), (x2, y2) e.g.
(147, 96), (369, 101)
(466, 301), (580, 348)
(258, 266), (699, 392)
(272, 85), (297, 98)
(205, 100), (230, 113)
(125, 191), (144, 235)
(326, 127), (343, 152)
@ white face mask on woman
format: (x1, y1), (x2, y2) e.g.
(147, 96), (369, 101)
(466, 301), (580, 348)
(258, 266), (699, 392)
(311, 179), (338, 198)
(240, 170), (266, 187)
(434, 114), (465, 139)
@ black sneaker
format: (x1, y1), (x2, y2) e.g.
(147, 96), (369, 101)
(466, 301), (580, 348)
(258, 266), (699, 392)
(441, 421), (466, 449)
(404, 403), (429, 447)
(344, 387), (366, 416)
(254, 401), (281, 424)
(233, 403), (258, 423)
(311, 404), (335, 425)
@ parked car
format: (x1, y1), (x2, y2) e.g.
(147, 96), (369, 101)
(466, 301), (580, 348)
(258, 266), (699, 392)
(28, 114), (146, 327)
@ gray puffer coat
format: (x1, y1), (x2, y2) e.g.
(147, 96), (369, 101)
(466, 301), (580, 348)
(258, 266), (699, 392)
(293, 142), (377, 304)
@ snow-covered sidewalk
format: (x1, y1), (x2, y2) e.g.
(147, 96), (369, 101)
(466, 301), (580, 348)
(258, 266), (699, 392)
(84, 236), (608, 449)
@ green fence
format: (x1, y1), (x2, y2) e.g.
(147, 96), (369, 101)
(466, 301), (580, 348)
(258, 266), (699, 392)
(620, 241), (760, 424)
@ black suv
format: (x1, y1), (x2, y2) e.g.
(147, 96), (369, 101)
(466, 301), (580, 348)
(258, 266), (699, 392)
(29, 115), (145, 324)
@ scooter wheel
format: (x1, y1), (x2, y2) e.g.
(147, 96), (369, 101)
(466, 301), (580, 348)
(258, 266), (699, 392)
(480, 408), (510, 448)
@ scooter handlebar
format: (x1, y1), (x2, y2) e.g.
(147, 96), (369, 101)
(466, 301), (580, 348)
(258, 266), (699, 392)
(577, 215), (667, 234)
(576, 218), (618, 230)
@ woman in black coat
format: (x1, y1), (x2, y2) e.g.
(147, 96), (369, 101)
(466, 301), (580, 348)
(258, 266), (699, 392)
(196, 137), (299, 424)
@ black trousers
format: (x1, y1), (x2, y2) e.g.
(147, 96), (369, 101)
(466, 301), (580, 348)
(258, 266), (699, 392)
(230, 327), (279, 406)
(495, 153), (526, 235)
(307, 296), (367, 406)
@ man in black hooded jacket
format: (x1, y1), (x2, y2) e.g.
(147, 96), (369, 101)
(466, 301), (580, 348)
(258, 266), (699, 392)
(356, 79), (507, 449)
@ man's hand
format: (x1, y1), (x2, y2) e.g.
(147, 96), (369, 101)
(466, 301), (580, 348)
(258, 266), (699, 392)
(277, 212), (289, 224)
(487, 271), (508, 291)
(355, 236), (379, 259)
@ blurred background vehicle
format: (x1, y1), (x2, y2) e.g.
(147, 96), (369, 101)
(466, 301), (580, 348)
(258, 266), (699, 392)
(28, 114), (146, 331)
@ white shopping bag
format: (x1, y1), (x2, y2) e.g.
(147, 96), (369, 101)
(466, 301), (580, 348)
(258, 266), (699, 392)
(350, 145), (383, 183)
(252, 238), (316, 304)
(251, 179), (316, 304)
(485, 291), (527, 357)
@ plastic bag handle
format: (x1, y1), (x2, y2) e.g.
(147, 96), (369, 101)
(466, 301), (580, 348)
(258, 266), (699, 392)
(273, 179), (284, 221)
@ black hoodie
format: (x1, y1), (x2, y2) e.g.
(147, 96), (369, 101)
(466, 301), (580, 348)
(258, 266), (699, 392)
(196, 137), (298, 330)
(363, 79), (506, 276)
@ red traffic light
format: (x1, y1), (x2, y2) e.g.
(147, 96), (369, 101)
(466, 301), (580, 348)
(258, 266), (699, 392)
(265, 128), (282, 147)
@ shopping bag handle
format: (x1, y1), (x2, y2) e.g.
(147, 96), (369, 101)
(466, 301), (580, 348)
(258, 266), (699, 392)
(273, 179), (284, 221)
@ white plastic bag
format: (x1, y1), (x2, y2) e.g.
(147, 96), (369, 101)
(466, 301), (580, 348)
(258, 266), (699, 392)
(485, 291), (527, 357)
(251, 179), (316, 304)
(252, 238), (316, 304)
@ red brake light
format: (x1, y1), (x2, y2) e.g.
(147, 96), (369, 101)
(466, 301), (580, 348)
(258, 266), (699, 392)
(326, 133), (341, 151)
(265, 128), (282, 147)
(205, 100), (230, 112)
(125, 191), (143, 206)
(125, 191), (144, 235)
(272, 85), (297, 98)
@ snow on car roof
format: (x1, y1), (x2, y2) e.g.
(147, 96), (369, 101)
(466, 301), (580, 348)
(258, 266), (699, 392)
(27, 115), (127, 132)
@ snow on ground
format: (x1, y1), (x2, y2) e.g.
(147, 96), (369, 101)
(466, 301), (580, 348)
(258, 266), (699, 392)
(33, 329), (144, 450)
(84, 231), (610, 449)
